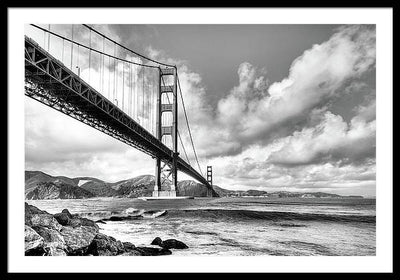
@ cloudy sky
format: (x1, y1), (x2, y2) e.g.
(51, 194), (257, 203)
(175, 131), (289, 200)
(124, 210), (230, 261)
(25, 24), (376, 196)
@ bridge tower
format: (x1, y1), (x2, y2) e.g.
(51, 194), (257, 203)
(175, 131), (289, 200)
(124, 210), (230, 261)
(207, 166), (213, 197)
(153, 67), (178, 197)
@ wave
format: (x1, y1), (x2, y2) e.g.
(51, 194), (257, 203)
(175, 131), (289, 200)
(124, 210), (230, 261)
(78, 209), (167, 222)
(165, 209), (376, 223)
(77, 207), (375, 224)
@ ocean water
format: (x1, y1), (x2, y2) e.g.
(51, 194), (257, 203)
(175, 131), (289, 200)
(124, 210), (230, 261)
(26, 197), (376, 256)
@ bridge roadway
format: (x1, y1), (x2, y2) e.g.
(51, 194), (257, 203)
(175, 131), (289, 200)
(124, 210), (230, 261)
(24, 36), (211, 188)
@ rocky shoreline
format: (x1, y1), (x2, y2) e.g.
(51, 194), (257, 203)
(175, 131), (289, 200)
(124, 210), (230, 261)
(25, 203), (186, 256)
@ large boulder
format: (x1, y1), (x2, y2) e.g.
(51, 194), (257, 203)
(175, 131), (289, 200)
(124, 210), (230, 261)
(32, 226), (67, 256)
(25, 225), (44, 255)
(133, 247), (172, 256)
(61, 209), (73, 218)
(122, 242), (136, 251)
(120, 250), (142, 256)
(54, 209), (99, 230)
(25, 203), (62, 231)
(87, 233), (125, 256)
(60, 225), (98, 255)
(54, 212), (70, 226)
(69, 217), (99, 230)
(151, 237), (188, 249)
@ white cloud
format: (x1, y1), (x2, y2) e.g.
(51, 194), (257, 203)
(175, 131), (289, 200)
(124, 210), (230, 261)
(267, 109), (376, 166)
(214, 25), (376, 148)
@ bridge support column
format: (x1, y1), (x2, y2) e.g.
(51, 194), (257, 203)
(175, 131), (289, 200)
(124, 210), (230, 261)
(153, 66), (178, 197)
(207, 166), (213, 197)
(153, 158), (161, 196)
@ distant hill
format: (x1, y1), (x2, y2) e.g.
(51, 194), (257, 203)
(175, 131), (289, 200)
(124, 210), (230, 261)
(212, 186), (269, 197)
(78, 180), (117, 197)
(25, 171), (76, 194)
(212, 186), (363, 198)
(177, 180), (219, 197)
(25, 171), (100, 195)
(109, 175), (156, 198)
(24, 170), (362, 200)
(24, 171), (219, 199)
(25, 182), (95, 200)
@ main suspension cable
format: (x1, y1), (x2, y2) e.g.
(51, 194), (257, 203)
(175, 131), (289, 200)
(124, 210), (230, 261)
(30, 24), (159, 69)
(177, 73), (204, 177)
(82, 24), (174, 68)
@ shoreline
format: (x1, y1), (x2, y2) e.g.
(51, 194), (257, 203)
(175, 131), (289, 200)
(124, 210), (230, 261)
(24, 197), (376, 256)
(25, 203), (187, 256)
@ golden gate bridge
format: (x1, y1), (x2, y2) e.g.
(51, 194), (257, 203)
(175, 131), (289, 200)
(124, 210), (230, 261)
(24, 24), (214, 197)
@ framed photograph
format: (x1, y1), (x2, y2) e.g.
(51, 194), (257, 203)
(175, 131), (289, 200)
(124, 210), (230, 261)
(7, 6), (394, 274)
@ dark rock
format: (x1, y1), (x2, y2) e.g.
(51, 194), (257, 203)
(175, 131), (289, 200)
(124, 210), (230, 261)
(25, 204), (62, 231)
(32, 226), (67, 256)
(54, 212), (71, 226)
(122, 242), (136, 250)
(61, 209), (73, 219)
(86, 233), (125, 256)
(104, 215), (143, 221)
(134, 247), (172, 256)
(79, 217), (99, 229)
(25, 246), (47, 256)
(107, 216), (125, 221)
(54, 210), (99, 230)
(119, 250), (142, 256)
(69, 218), (82, 228)
(25, 225), (44, 253)
(25, 202), (48, 215)
(151, 237), (188, 249)
(95, 219), (107, 224)
(60, 225), (98, 254)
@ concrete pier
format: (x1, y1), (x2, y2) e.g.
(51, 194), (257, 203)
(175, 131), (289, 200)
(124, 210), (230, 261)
(139, 196), (194, 201)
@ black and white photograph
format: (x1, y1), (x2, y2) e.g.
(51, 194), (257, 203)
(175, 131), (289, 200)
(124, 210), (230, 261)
(7, 7), (393, 273)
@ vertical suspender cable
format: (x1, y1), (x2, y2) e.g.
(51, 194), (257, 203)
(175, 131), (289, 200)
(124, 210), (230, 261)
(146, 68), (148, 129)
(151, 73), (153, 134)
(108, 52), (111, 100)
(99, 49), (101, 91)
(102, 36), (105, 93)
(70, 25), (74, 69)
(128, 61), (131, 116)
(116, 49), (118, 107)
(135, 65), (137, 121)
(142, 67), (145, 126)
(48, 24), (50, 51)
(89, 30), (91, 84)
(113, 44), (116, 103)
(77, 44), (80, 76)
(130, 61), (132, 117)
(122, 61), (125, 111)
(153, 73), (155, 135)
(62, 39), (64, 64)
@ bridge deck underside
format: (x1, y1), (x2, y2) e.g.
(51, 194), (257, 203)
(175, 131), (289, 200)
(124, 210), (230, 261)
(24, 36), (210, 187)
